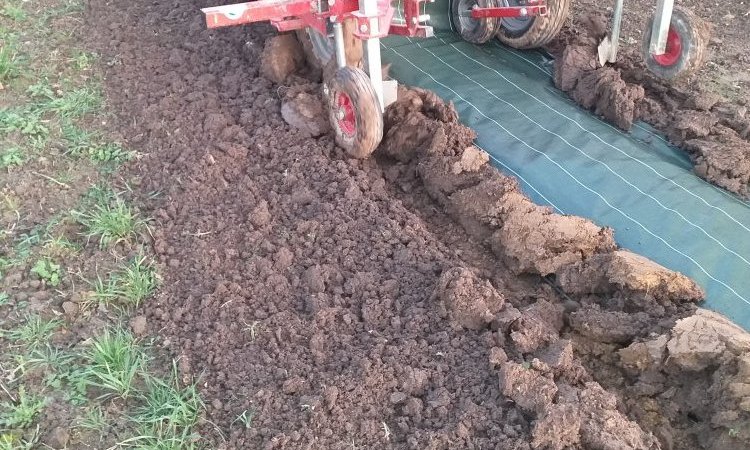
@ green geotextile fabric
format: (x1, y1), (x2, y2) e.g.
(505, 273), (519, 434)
(381, 28), (750, 330)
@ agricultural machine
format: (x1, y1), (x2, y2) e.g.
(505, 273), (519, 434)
(202, 0), (708, 158)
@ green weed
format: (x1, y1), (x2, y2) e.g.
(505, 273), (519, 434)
(1, 1), (25, 21)
(73, 196), (145, 248)
(0, 292), (8, 305)
(30, 257), (61, 286)
(0, 109), (49, 139)
(134, 368), (203, 431)
(80, 328), (144, 399)
(0, 147), (23, 168)
(62, 124), (132, 163)
(73, 406), (107, 441)
(25, 80), (55, 100)
(232, 409), (255, 429)
(0, 386), (46, 429)
(0, 44), (20, 82)
(71, 50), (95, 71)
(117, 256), (158, 307)
(43, 86), (102, 118)
(2, 315), (62, 350)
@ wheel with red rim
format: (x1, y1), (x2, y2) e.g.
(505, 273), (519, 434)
(642, 7), (709, 80)
(326, 66), (383, 159)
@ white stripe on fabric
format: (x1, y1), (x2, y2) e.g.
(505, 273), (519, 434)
(385, 45), (750, 307)
(444, 39), (750, 233)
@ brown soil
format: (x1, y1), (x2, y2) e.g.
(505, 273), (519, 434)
(84, 0), (750, 448)
(549, 9), (750, 197)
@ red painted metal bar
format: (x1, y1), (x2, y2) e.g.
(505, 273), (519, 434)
(202, 0), (315, 29)
(470, 5), (547, 19)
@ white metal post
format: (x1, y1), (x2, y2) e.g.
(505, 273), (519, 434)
(332, 22), (347, 68)
(649, 0), (674, 55)
(360, 0), (385, 111)
(608, 0), (623, 63)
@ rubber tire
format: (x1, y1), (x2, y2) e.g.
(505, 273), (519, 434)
(327, 67), (383, 159)
(452, 0), (501, 44)
(642, 7), (708, 80)
(296, 28), (333, 70)
(496, 0), (570, 49)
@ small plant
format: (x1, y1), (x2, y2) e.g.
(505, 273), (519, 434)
(0, 44), (20, 82)
(0, 292), (9, 305)
(232, 409), (255, 429)
(1, 2), (26, 21)
(80, 328), (144, 399)
(73, 197), (145, 248)
(0, 109), (49, 139)
(0, 386), (46, 429)
(0, 147), (23, 168)
(30, 257), (61, 286)
(75, 406), (107, 437)
(117, 256), (158, 307)
(2, 315), (62, 350)
(43, 86), (102, 118)
(26, 79), (55, 100)
(134, 368), (203, 431)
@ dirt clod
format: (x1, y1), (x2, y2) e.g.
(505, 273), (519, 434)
(260, 33), (304, 84)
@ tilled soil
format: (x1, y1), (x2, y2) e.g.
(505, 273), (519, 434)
(86, 0), (750, 448)
(548, 10), (750, 196)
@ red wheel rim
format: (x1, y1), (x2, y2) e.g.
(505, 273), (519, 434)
(653, 27), (682, 67)
(336, 92), (356, 137)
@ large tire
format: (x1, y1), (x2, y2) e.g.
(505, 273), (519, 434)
(326, 67), (383, 159)
(451, 0), (501, 44)
(496, 0), (570, 49)
(641, 7), (708, 80)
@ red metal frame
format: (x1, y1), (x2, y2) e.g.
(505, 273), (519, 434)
(202, 0), (547, 38)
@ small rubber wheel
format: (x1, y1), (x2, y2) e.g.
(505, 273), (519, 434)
(296, 27), (334, 70)
(326, 67), (383, 159)
(642, 7), (708, 80)
(452, 0), (501, 44)
(496, 0), (570, 49)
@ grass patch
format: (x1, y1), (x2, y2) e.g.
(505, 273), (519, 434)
(73, 194), (146, 248)
(0, 108), (49, 140)
(0, 386), (46, 429)
(79, 328), (144, 399)
(0, 147), (23, 168)
(0, 43), (21, 83)
(2, 315), (62, 350)
(1, 1), (26, 22)
(30, 257), (62, 286)
(42, 85), (102, 118)
(0, 292), (9, 306)
(62, 123), (133, 163)
(90, 256), (158, 310)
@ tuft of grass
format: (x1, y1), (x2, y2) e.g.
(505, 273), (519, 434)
(117, 256), (158, 307)
(0, 147), (24, 168)
(74, 405), (107, 437)
(0, 292), (9, 305)
(62, 123), (133, 163)
(73, 196), (145, 248)
(0, 43), (21, 82)
(80, 328), (144, 399)
(2, 315), (62, 350)
(0, 386), (46, 429)
(1, 2), (26, 21)
(42, 86), (102, 118)
(30, 257), (62, 286)
(134, 368), (203, 431)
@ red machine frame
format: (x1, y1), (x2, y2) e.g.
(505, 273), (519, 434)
(202, 0), (547, 39)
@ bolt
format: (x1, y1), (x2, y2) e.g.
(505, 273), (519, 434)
(323, 84), (329, 95)
(520, 7), (527, 16)
(411, 17), (418, 24)
(336, 109), (345, 120)
(360, 23), (368, 32)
